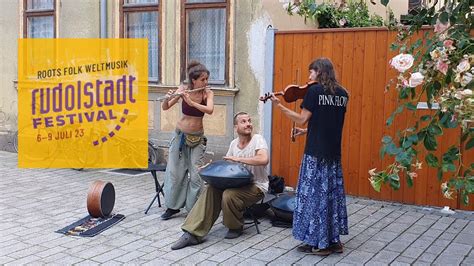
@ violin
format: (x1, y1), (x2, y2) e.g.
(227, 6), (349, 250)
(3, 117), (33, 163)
(259, 80), (317, 103)
(259, 81), (317, 142)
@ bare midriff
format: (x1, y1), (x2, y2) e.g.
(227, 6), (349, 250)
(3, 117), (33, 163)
(177, 115), (204, 133)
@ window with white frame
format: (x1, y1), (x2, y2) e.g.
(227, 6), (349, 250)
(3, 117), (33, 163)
(121, 0), (160, 82)
(24, 0), (55, 38)
(183, 0), (228, 85)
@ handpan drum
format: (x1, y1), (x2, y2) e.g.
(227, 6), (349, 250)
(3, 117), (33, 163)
(270, 192), (296, 222)
(199, 160), (253, 190)
(86, 180), (115, 218)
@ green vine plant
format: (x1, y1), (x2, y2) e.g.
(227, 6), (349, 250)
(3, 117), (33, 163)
(368, 0), (473, 205)
(284, 0), (396, 28)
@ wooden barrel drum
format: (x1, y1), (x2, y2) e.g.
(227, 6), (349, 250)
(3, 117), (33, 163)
(87, 180), (115, 218)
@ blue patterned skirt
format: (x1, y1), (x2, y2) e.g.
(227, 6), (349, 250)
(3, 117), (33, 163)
(292, 154), (349, 249)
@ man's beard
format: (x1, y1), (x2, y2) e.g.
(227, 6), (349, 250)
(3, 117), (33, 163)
(238, 127), (252, 136)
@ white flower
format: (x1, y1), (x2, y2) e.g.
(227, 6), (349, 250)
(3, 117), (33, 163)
(408, 172), (417, 178)
(408, 72), (424, 87)
(390, 53), (414, 73)
(413, 161), (423, 170)
(461, 88), (472, 96)
(339, 18), (347, 27)
(461, 73), (473, 87)
(441, 182), (454, 199)
(368, 168), (377, 176)
(456, 59), (471, 73)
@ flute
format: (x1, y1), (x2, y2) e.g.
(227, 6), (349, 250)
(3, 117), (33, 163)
(156, 86), (210, 102)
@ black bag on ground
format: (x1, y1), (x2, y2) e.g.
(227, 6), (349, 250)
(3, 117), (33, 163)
(268, 175), (285, 194)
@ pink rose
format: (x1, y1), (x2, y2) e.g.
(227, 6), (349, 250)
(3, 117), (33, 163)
(390, 53), (414, 73)
(434, 19), (450, 33)
(443, 40), (454, 48)
(436, 61), (449, 75)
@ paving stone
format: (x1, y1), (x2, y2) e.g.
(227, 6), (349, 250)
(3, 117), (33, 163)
(365, 259), (389, 266)
(409, 239), (432, 250)
(434, 254), (465, 265)
(338, 250), (375, 264)
(396, 232), (420, 243)
(74, 259), (101, 266)
(251, 247), (287, 262)
(358, 240), (387, 253)
(372, 249), (399, 263)
(115, 250), (147, 263)
(412, 260), (432, 266)
(271, 236), (300, 250)
(453, 232), (474, 246)
(442, 242), (472, 256)
(296, 254), (326, 265)
(207, 250), (236, 263)
(201, 242), (233, 254)
(401, 247), (425, 259)
(267, 249), (305, 265)
(414, 217), (437, 227)
(4, 255), (40, 265)
(1, 150), (473, 265)
(417, 252), (438, 263)
(405, 225), (429, 235)
(371, 231), (399, 242)
(0, 256), (15, 265)
(425, 243), (447, 255)
(384, 223), (407, 234)
(90, 249), (130, 263)
(236, 258), (267, 266)
(237, 248), (260, 258)
(7, 244), (48, 259)
(394, 255), (416, 264)
(461, 256), (474, 265)
(421, 228), (444, 238)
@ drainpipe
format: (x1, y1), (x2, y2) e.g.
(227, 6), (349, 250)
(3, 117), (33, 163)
(100, 0), (107, 38)
(264, 25), (276, 171)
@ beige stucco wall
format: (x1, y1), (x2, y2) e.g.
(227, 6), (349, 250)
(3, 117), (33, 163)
(367, 0), (408, 22)
(0, 0), (414, 154)
(262, 0), (318, 30)
(161, 0), (180, 86)
(59, 0), (100, 38)
(0, 0), (19, 133)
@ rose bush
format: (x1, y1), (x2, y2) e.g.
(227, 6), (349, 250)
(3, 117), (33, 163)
(368, 0), (473, 204)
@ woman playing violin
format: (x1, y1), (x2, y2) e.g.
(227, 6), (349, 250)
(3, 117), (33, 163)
(270, 58), (349, 256)
(161, 60), (214, 220)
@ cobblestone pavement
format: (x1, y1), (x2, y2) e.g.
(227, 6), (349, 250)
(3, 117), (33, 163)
(0, 150), (473, 265)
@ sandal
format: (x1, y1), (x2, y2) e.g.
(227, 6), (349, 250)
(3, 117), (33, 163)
(310, 248), (332, 256)
(329, 242), (344, 253)
(296, 244), (313, 253)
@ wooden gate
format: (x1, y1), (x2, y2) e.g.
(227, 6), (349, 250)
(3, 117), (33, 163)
(271, 27), (474, 211)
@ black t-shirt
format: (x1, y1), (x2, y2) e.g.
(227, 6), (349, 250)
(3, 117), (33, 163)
(301, 83), (348, 159)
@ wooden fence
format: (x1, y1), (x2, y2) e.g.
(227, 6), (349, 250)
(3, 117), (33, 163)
(270, 27), (474, 211)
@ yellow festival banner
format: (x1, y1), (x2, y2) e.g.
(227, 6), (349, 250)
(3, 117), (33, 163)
(18, 39), (148, 168)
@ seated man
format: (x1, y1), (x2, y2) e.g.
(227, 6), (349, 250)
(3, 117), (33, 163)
(171, 111), (269, 250)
